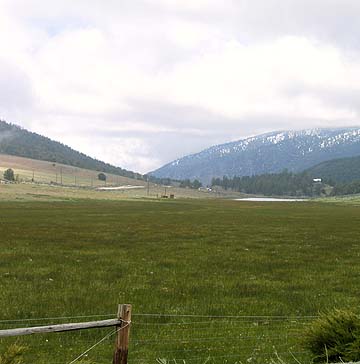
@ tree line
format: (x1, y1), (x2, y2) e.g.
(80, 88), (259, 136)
(331, 181), (360, 196)
(179, 179), (202, 189)
(211, 170), (360, 197)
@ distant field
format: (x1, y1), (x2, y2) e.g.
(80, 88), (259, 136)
(0, 153), (145, 187)
(0, 199), (359, 363)
(0, 154), (243, 200)
(0, 181), (242, 201)
(317, 194), (360, 205)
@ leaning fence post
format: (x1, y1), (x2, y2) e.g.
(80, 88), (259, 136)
(113, 304), (132, 364)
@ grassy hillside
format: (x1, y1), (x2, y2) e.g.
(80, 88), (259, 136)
(306, 155), (360, 183)
(0, 154), (241, 200)
(0, 153), (144, 187)
(0, 180), (240, 201)
(0, 199), (359, 363)
(0, 120), (143, 179)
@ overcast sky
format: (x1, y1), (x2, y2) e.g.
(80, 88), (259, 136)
(1, 0), (360, 173)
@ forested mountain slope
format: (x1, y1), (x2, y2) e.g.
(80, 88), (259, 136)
(306, 156), (360, 183)
(0, 120), (143, 179)
(151, 128), (360, 184)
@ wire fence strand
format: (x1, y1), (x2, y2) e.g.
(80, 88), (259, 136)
(0, 312), (316, 364)
(67, 321), (131, 364)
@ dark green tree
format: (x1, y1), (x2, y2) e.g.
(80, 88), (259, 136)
(192, 179), (202, 189)
(3, 168), (15, 181)
(98, 173), (107, 181)
(179, 179), (191, 188)
(179, 179), (203, 189)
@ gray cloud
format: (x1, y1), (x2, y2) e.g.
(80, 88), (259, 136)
(224, 1), (360, 48)
(11, 1), (360, 57)
(124, 99), (240, 130)
(0, 60), (34, 114)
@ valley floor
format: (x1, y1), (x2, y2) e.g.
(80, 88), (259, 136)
(0, 181), (244, 201)
(0, 198), (359, 363)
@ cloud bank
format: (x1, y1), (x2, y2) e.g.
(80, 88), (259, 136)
(1, 0), (360, 172)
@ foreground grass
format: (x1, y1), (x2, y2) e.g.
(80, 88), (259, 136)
(0, 199), (359, 363)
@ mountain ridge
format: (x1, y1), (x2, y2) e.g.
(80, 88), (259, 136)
(151, 127), (360, 183)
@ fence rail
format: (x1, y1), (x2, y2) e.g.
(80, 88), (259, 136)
(0, 304), (132, 364)
(0, 318), (121, 338)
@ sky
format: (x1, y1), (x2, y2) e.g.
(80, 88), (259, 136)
(1, 0), (360, 173)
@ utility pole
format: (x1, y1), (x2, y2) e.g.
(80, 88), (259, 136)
(60, 167), (63, 185)
(147, 177), (150, 196)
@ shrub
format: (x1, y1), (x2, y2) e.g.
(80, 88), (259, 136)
(98, 172), (106, 181)
(302, 309), (360, 362)
(3, 168), (15, 181)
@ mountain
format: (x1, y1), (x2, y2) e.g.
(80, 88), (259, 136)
(0, 120), (143, 179)
(151, 127), (360, 184)
(306, 155), (360, 183)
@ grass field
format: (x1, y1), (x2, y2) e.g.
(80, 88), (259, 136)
(0, 198), (359, 363)
(318, 194), (360, 205)
(0, 181), (242, 201)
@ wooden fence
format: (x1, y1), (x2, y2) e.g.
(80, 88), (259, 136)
(0, 304), (132, 364)
(0, 309), (317, 363)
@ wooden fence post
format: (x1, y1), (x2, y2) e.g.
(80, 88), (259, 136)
(113, 304), (132, 364)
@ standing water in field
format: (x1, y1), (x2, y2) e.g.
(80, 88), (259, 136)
(235, 197), (308, 202)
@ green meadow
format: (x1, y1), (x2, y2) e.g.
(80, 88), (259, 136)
(0, 198), (360, 363)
